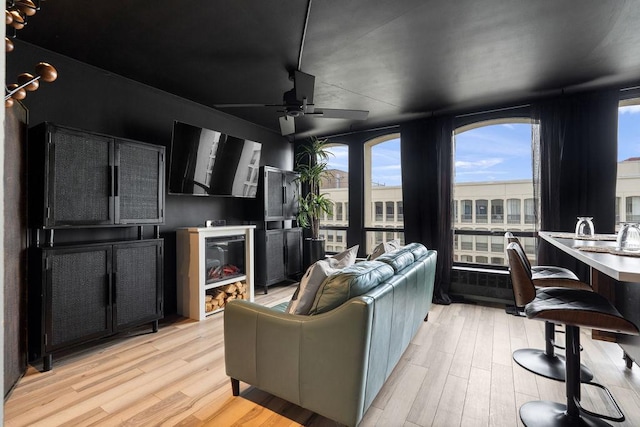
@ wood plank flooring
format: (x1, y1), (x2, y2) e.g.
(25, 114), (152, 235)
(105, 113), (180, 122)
(5, 283), (640, 426)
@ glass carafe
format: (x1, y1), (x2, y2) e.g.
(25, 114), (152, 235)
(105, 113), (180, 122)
(575, 217), (595, 238)
(616, 223), (640, 252)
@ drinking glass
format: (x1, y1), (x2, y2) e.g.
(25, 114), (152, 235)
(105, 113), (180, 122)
(616, 223), (640, 252)
(575, 217), (595, 238)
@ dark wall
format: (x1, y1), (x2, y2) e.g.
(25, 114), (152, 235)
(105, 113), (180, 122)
(8, 41), (294, 314)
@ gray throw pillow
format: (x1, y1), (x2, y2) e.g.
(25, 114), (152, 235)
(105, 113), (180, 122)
(286, 245), (359, 315)
(368, 239), (401, 260)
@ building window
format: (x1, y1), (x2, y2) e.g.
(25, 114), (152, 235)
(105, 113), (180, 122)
(626, 196), (640, 222)
(524, 198), (535, 224)
(386, 201), (395, 222)
(336, 202), (343, 221)
(374, 202), (383, 221)
(397, 201), (403, 221)
(490, 235), (504, 253)
(476, 200), (488, 223)
(476, 235), (488, 251)
(491, 199), (504, 223)
(507, 199), (521, 224)
(336, 235), (343, 243)
(491, 257), (504, 265)
(461, 200), (473, 222)
(327, 234), (334, 242)
(476, 256), (489, 264)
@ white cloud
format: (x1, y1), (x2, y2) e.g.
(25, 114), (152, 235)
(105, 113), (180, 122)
(455, 158), (504, 169)
(620, 105), (640, 114)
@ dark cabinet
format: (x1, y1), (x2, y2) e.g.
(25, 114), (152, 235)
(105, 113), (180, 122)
(29, 123), (164, 228)
(27, 123), (166, 371)
(255, 166), (302, 293)
(255, 228), (303, 293)
(28, 240), (163, 370)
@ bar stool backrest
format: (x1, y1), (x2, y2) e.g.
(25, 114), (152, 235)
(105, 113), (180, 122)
(504, 232), (532, 272)
(507, 241), (537, 307)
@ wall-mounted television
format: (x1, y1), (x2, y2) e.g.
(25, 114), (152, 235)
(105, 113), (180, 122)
(168, 121), (262, 197)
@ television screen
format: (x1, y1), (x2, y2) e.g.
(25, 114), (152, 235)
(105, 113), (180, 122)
(168, 121), (262, 197)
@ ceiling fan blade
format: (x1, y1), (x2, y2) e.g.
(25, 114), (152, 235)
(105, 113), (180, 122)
(294, 70), (315, 104)
(310, 108), (369, 120)
(279, 115), (295, 136)
(213, 103), (282, 108)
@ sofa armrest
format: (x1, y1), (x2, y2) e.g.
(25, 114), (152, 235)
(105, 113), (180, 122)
(224, 297), (374, 427)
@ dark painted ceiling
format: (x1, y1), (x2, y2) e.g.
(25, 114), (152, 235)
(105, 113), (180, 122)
(16, 0), (640, 139)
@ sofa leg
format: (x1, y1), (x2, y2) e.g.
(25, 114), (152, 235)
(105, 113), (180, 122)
(231, 378), (240, 396)
(424, 313), (429, 322)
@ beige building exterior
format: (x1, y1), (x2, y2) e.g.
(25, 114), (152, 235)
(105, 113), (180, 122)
(320, 158), (640, 265)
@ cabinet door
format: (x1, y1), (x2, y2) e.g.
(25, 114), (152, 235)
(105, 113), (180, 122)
(283, 171), (300, 219)
(45, 125), (114, 227)
(44, 246), (112, 352)
(265, 231), (285, 284)
(264, 168), (284, 220)
(285, 228), (303, 276)
(116, 141), (165, 224)
(113, 241), (163, 330)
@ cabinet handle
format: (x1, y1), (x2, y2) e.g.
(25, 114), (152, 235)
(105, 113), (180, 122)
(112, 272), (117, 303)
(282, 186), (286, 202)
(113, 166), (119, 197)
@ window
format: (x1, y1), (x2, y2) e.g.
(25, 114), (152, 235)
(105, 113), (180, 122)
(327, 202), (334, 221)
(453, 119), (535, 267)
(461, 200), (473, 222)
(491, 199), (504, 223)
(476, 235), (488, 251)
(328, 234), (334, 242)
(507, 199), (521, 224)
(617, 99), (640, 229)
(476, 200), (488, 223)
(386, 201), (395, 221)
(319, 143), (349, 253)
(386, 231), (395, 241)
(524, 198), (535, 224)
(374, 202), (383, 221)
(626, 196), (640, 222)
(364, 134), (404, 254)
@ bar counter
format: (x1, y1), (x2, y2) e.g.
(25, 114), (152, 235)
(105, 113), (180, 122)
(538, 231), (640, 368)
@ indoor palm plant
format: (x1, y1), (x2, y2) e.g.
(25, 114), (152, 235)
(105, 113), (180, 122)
(295, 136), (333, 267)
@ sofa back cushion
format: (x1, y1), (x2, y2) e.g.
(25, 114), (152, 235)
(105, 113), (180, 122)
(375, 248), (414, 272)
(308, 261), (394, 315)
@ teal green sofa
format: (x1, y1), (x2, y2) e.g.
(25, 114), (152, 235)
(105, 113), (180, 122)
(223, 243), (437, 427)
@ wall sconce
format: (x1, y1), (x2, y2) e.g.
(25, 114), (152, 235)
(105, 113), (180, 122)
(5, 0), (57, 108)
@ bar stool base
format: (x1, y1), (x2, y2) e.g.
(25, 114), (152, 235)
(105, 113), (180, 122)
(513, 348), (594, 382)
(520, 401), (612, 427)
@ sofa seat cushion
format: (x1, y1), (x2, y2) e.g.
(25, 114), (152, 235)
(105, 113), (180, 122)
(308, 261), (395, 315)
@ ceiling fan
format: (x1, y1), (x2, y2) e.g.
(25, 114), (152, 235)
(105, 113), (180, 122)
(214, 70), (369, 136)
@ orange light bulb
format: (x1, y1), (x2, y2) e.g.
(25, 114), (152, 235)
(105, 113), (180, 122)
(18, 72), (39, 91)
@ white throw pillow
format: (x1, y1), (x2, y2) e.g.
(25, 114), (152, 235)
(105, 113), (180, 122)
(286, 245), (359, 315)
(368, 239), (401, 260)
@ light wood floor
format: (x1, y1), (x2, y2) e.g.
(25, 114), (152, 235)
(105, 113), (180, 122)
(5, 283), (640, 426)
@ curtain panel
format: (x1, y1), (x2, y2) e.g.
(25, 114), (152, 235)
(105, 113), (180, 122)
(532, 90), (619, 278)
(400, 116), (454, 304)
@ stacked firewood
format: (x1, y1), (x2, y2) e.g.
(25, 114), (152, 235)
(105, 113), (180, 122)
(205, 281), (249, 313)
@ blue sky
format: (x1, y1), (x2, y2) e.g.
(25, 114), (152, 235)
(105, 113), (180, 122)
(326, 104), (640, 186)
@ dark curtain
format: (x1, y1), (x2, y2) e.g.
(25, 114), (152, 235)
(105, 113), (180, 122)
(400, 116), (454, 304)
(533, 90), (619, 279)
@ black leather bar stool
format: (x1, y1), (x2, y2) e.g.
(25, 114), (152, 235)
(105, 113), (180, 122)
(506, 236), (594, 382)
(507, 243), (640, 426)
